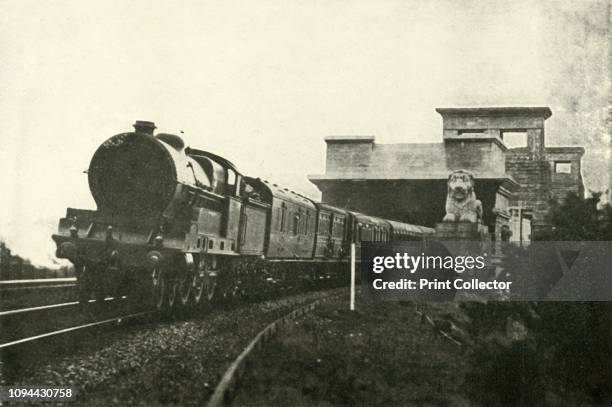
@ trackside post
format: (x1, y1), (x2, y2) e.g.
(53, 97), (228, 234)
(350, 242), (355, 311)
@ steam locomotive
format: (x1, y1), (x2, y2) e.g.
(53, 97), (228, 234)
(52, 121), (434, 312)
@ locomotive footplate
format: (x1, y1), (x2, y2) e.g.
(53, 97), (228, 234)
(52, 234), (181, 271)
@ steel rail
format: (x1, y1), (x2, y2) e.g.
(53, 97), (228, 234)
(0, 278), (76, 286)
(0, 301), (79, 317)
(0, 310), (154, 350)
(0, 284), (76, 292)
(0, 296), (127, 317)
(0, 278), (77, 292)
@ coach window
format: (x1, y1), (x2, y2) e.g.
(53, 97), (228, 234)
(280, 203), (287, 232)
(293, 210), (300, 235)
(331, 217), (339, 238)
(319, 214), (329, 234)
(305, 212), (310, 235)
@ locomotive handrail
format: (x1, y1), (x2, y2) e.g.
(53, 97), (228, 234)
(180, 181), (227, 200)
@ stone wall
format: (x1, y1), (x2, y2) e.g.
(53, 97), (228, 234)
(443, 139), (506, 176)
(505, 146), (584, 238)
(505, 149), (552, 237)
(546, 147), (585, 202)
(324, 136), (374, 175)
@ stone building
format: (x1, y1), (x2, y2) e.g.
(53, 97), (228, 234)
(308, 106), (584, 242)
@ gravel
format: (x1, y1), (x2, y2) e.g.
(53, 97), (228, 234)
(8, 288), (344, 406)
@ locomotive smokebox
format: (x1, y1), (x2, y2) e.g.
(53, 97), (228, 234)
(133, 120), (156, 135)
(88, 130), (177, 217)
(88, 122), (213, 219)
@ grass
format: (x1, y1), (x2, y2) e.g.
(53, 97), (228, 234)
(232, 297), (609, 407)
(233, 298), (470, 407)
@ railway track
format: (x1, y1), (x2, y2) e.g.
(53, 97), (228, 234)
(0, 309), (154, 350)
(0, 293), (155, 387)
(0, 277), (77, 290)
(0, 275), (342, 349)
(0, 295), (136, 348)
(3, 286), (346, 405)
(0, 278), (78, 312)
(0, 295), (128, 318)
(0, 278), (336, 348)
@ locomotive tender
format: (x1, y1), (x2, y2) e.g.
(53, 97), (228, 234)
(52, 121), (434, 311)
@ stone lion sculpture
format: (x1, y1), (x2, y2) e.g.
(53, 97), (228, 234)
(443, 169), (483, 223)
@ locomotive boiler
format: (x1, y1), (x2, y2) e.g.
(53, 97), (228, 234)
(53, 121), (434, 312)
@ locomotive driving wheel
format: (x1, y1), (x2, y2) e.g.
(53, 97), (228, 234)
(167, 277), (178, 309)
(151, 267), (168, 312)
(193, 268), (217, 304)
(177, 272), (192, 306)
(177, 254), (195, 307)
(193, 256), (217, 305)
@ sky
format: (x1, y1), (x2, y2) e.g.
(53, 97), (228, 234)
(0, 0), (609, 266)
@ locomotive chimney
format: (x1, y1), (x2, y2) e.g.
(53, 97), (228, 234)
(133, 120), (156, 135)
